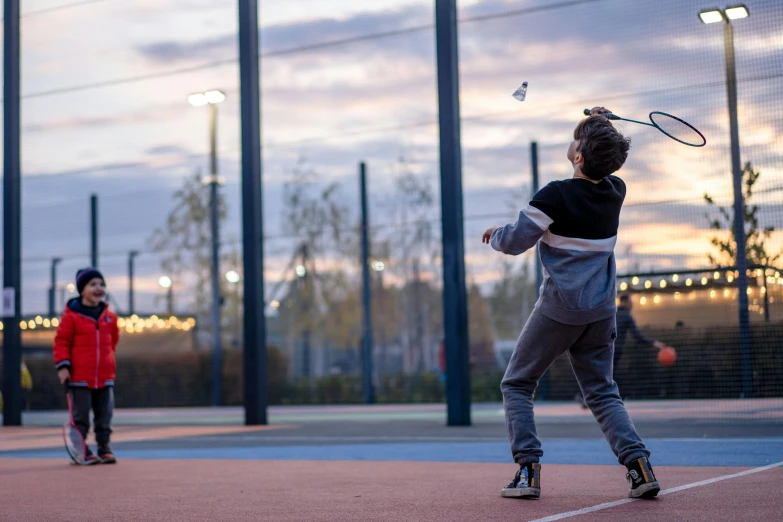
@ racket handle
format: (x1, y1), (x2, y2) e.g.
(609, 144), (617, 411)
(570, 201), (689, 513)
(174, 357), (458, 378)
(583, 108), (619, 120)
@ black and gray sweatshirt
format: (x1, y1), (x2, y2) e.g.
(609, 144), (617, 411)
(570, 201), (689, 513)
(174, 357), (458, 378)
(490, 175), (625, 325)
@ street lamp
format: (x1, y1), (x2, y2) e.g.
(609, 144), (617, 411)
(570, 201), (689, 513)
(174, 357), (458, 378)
(188, 89), (226, 407)
(128, 250), (139, 316)
(225, 270), (241, 347)
(699, 4), (752, 397)
(159, 276), (173, 315)
(49, 257), (61, 316)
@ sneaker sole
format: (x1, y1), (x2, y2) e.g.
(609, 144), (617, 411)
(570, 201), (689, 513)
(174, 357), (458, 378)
(80, 459), (101, 466)
(629, 481), (660, 499)
(501, 487), (541, 499)
(101, 457), (117, 464)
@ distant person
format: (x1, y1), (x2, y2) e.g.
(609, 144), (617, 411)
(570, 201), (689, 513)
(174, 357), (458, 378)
(0, 362), (33, 411)
(576, 293), (665, 406)
(21, 361), (32, 410)
(53, 268), (120, 465)
(483, 108), (659, 500)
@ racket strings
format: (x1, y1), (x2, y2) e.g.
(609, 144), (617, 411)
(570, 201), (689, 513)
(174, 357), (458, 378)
(650, 112), (706, 147)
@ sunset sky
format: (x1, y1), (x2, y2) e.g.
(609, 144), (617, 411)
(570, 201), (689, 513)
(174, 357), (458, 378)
(2, 0), (782, 315)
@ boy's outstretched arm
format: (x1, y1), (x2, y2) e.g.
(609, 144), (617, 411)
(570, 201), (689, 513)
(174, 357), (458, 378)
(482, 184), (560, 256)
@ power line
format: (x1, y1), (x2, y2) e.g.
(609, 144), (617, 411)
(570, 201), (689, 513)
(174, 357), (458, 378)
(263, 71), (783, 149)
(15, 0), (606, 101)
(0, 0), (107, 21)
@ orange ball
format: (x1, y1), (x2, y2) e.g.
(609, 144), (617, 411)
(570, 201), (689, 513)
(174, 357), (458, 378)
(658, 346), (677, 366)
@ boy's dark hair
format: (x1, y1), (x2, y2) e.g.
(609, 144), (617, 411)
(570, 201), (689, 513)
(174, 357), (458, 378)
(574, 115), (631, 180)
(619, 294), (631, 304)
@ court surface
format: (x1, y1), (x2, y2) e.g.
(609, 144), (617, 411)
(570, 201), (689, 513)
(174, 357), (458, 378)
(2, 400), (782, 521)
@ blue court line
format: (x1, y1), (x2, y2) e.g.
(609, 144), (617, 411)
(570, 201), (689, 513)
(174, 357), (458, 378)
(3, 438), (782, 467)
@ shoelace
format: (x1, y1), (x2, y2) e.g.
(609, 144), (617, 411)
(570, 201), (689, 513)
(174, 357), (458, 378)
(507, 469), (523, 488)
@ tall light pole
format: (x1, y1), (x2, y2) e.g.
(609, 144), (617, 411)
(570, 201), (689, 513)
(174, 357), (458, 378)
(225, 270), (241, 346)
(159, 276), (173, 315)
(128, 251), (139, 316)
(699, 4), (752, 397)
(3, 0), (22, 426)
(188, 89), (226, 407)
(49, 257), (62, 317)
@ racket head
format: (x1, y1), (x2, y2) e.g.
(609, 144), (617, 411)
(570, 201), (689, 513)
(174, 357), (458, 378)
(649, 111), (706, 147)
(62, 387), (86, 465)
(63, 422), (86, 464)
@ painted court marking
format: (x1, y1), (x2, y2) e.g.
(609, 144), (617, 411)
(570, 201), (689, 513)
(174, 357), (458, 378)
(529, 460), (783, 522)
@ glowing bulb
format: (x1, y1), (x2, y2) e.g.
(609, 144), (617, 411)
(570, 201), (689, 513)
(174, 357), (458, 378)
(187, 93), (208, 107)
(659, 280), (667, 289)
(632, 277), (639, 285)
(699, 10), (724, 24)
(204, 90), (226, 104)
(672, 274), (679, 282)
(52, 318), (59, 327)
(43, 318), (51, 327)
(639, 296), (647, 305)
(701, 277), (708, 285)
(710, 290), (716, 298)
(653, 295), (661, 304)
(686, 278), (693, 287)
(620, 282), (628, 291)
(725, 6), (749, 20)
(644, 280), (652, 289)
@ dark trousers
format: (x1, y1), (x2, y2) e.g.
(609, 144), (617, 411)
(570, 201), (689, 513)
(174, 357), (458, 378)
(70, 387), (114, 446)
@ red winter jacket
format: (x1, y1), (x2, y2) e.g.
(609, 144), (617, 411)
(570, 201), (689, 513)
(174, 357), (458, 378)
(53, 299), (119, 388)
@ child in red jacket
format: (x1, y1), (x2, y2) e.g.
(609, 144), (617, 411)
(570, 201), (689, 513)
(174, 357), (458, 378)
(54, 268), (119, 465)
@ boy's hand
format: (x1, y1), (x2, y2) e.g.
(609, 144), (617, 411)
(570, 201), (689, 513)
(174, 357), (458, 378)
(482, 226), (500, 244)
(653, 340), (665, 349)
(57, 368), (70, 385)
(589, 106), (612, 116)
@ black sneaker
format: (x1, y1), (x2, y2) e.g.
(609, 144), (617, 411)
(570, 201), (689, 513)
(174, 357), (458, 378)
(501, 463), (541, 499)
(98, 444), (117, 464)
(626, 457), (660, 498)
(82, 447), (101, 466)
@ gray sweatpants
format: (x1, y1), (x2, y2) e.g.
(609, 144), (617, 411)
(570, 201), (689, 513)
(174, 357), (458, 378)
(70, 387), (114, 446)
(501, 308), (650, 466)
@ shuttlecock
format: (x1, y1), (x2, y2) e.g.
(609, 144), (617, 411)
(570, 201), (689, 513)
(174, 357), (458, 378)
(512, 81), (528, 102)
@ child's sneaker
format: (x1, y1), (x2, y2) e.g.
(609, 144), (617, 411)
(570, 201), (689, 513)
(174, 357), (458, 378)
(501, 463), (541, 499)
(98, 444), (116, 464)
(82, 447), (101, 466)
(626, 457), (660, 498)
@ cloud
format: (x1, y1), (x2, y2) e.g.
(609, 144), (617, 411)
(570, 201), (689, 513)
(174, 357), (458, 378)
(146, 144), (192, 156)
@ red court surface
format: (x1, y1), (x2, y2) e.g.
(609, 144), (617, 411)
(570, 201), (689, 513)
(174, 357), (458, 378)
(0, 424), (293, 452)
(1, 459), (780, 521)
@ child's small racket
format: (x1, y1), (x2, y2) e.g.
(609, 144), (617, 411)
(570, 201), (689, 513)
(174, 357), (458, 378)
(62, 381), (86, 465)
(582, 108), (706, 147)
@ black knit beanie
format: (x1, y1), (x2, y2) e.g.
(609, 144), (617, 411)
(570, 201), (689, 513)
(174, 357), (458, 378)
(76, 268), (104, 295)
